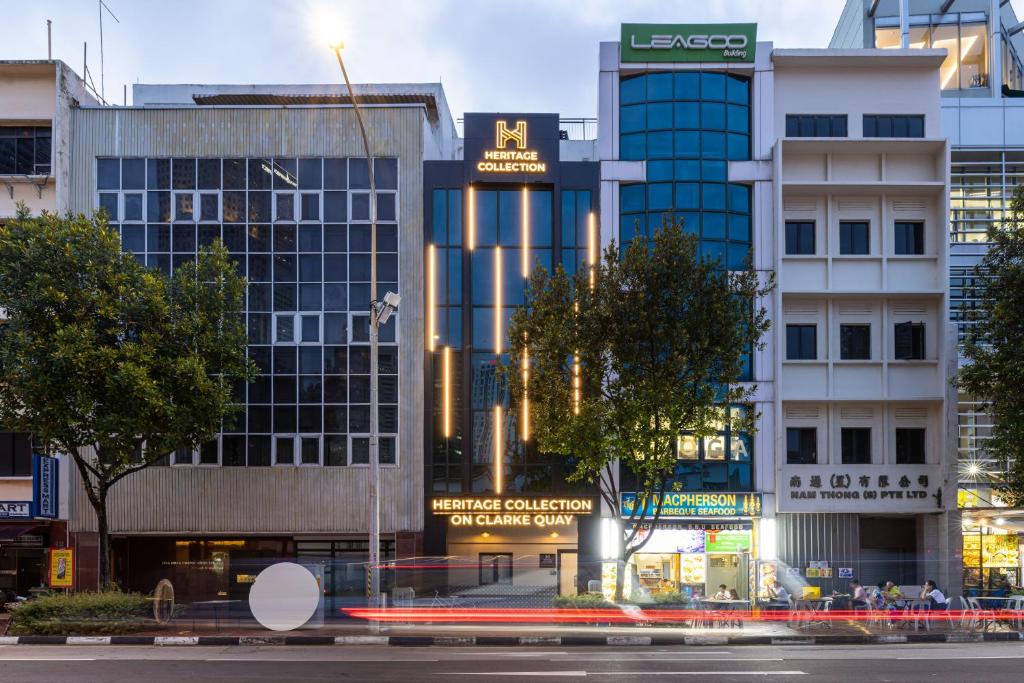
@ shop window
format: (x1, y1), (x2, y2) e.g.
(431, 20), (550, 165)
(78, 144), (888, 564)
(785, 221), (815, 255)
(894, 221), (924, 255)
(840, 324), (871, 360)
(0, 127), (51, 176)
(785, 115), (847, 138)
(786, 324), (817, 360)
(894, 322), (925, 360)
(839, 221), (870, 255)
(786, 428), (817, 465)
(841, 427), (871, 465)
(895, 428), (926, 464)
(863, 115), (924, 138)
(273, 312), (321, 345)
(479, 553), (513, 586)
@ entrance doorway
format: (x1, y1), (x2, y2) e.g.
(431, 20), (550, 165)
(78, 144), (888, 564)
(558, 550), (578, 596)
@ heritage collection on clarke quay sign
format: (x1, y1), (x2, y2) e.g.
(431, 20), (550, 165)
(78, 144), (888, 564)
(431, 496), (594, 527)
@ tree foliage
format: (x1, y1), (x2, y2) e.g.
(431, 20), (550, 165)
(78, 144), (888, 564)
(504, 220), (773, 598)
(960, 186), (1024, 506)
(0, 207), (255, 588)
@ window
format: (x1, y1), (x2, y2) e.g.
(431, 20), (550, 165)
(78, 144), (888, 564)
(479, 553), (513, 586)
(0, 431), (32, 477)
(786, 324), (817, 360)
(785, 221), (815, 255)
(786, 427), (817, 465)
(274, 312), (321, 344)
(841, 427), (871, 464)
(876, 18), (988, 91)
(840, 324), (871, 360)
(0, 127), (51, 175)
(894, 322), (926, 360)
(839, 221), (870, 255)
(896, 428), (926, 464)
(785, 115), (847, 138)
(863, 115), (924, 138)
(894, 221), (924, 255)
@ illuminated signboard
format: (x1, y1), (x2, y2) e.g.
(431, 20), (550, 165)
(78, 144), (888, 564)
(464, 113), (559, 183)
(432, 496), (594, 527)
(620, 23), (757, 63)
(621, 492), (763, 518)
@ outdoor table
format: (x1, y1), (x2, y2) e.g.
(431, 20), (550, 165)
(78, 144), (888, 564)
(697, 599), (750, 629)
(792, 598), (832, 630)
(974, 596), (1020, 630)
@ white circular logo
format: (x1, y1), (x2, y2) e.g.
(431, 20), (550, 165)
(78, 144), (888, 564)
(248, 562), (320, 631)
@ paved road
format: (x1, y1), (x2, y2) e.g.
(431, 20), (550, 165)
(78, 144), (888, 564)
(0, 641), (1022, 681)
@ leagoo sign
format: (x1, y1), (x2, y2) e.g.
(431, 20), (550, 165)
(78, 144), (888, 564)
(621, 23), (757, 63)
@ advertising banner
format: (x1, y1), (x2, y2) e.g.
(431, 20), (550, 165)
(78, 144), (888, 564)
(0, 501), (32, 519)
(621, 491), (762, 518)
(32, 453), (58, 519)
(49, 548), (74, 589)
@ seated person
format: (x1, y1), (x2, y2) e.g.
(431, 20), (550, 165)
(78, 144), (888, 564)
(884, 581), (904, 602)
(712, 584), (730, 600)
(850, 580), (868, 608)
(728, 588), (740, 600)
(766, 580), (790, 606)
(920, 580), (947, 610)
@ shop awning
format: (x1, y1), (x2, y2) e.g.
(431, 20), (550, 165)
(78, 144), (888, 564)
(0, 525), (36, 542)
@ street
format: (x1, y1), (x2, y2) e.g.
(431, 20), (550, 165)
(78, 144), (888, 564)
(0, 641), (1022, 682)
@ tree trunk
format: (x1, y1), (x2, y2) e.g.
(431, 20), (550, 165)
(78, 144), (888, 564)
(94, 492), (111, 591)
(614, 536), (628, 602)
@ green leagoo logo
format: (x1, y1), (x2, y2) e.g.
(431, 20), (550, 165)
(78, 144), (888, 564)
(621, 23), (757, 63)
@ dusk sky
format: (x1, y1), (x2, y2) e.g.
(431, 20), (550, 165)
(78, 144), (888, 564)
(3, 1), (901, 117)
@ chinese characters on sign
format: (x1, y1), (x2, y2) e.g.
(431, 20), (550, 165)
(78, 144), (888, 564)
(787, 472), (931, 501)
(780, 466), (940, 512)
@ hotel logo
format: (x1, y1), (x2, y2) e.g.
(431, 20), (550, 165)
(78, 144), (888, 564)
(496, 120), (527, 150)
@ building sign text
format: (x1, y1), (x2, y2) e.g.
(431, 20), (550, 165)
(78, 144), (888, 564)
(432, 496), (593, 528)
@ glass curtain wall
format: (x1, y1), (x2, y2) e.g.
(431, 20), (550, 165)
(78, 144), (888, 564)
(875, 13), (989, 90)
(94, 157), (400, 467)
(428, 186), (593, 493)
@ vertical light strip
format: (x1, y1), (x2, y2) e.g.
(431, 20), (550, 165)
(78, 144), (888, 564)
(427, 244), (437, 352)
(587, 211), (597, 290)
(494, 245), (502, 354)
(521, 188), (530, 277)
(494, 405), (503, 494)
(467, 185), (475, 251)
(442, 345), (451, 438)
(573, 353), (581, 415)
(522, 344), (530, 441)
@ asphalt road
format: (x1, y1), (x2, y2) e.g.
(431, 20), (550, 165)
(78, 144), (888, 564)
(0, 641), (1022, 682)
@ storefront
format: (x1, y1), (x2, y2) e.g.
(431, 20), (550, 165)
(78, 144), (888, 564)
(1, 453), (64, 597)
(429, 496), (598, 596)
(959, 498), (1024, 595)
(621, 492), (764, 600)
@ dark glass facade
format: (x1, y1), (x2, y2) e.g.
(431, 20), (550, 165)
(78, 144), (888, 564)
(618, 70), (755, 492)
(94, 157), (400, 467)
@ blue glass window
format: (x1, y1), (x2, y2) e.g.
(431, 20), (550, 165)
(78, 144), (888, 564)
(701, 102), (726, 130)
(674, 72), (700, 99)
(647, 160), (674, 182)
(702, 183), (726, 211)
(728, 185), (750, 213)
(674, 160), (700, 181)
(620, 133), (645, 161)
(701, 132), (726, 159)
(621, 184), (645, 213)
(647, 73), (673, 101)
(621, 104), (645, 134)
(701, 72), (726, 100)
(674, 183), (699, 210)
(647, 103), (673, 130)
(674, 102), (700, 129)
(620, 76), (645, 105)
(647, 132), (674, 159)
(702, 213), (726, 240)
(648, 183), (673, 211)
(674, 131), (700, 158)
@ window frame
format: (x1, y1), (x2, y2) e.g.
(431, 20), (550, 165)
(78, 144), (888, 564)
(479, 552), (514, 586)
(786, 324), (817, 360)
(840, 427), (872, 465)
(839, 323), (872, 360)
(784, 114), (848, 138)
(863, 114), (925, 138)
(895, 427), (927, 465)
(272, 433), (323, 466)
(273, 311), (323, 346)
(838, 220), (871, 255)
(894, 321), (926, 360)
(786, 427), (818, 465)
(784, 220), (816, 255)
(894, 220), (925, 255)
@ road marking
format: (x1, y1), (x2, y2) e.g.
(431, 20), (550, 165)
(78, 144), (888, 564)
(441, 673), (586, 678)
(449, 652), (568, 656)
(561, 658), (784, 662)
(0, 658), (97, 661)
(440, 672), (804, 678)
(898, 655), (1024, 660)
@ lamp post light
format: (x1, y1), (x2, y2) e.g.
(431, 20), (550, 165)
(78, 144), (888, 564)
(330, 41), (399, 606)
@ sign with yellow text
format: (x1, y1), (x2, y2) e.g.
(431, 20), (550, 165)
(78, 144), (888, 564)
(432, 496), (594, 528)
(464, 113), (559, 183)
(621, 492), (762, 518)
(49, 548), (74, 588)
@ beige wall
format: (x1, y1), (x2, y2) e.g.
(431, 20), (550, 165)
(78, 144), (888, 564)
(0, 479), (31, 500)
(0, 63), (55, 120)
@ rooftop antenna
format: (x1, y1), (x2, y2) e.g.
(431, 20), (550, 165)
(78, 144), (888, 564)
(98, 0), (120, 101)
(47, 20), (52, 60)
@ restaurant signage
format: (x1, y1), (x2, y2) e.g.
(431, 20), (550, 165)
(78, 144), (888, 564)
(621, 492), (763, 518)
(620, 23), (757, 63)
(431, 496), (594, 528)
(0, 501), (31, 519)
(779, 465), (941, 513)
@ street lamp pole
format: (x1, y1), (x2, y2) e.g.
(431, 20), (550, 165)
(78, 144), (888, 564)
(332, 43), (380, 605)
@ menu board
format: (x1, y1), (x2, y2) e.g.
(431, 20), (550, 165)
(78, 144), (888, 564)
(963, 534), (1021, 568)
(680, 553), (706, 585)
(706, 530), (752, 553)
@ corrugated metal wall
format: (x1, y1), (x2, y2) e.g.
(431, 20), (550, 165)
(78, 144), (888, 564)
(67, 106), (425, 534)
(777, 513), (861, 592)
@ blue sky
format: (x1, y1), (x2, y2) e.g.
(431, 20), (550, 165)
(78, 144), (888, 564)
(5, 1), (850, 117)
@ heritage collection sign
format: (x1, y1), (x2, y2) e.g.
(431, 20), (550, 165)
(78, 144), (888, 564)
(620, 23), (758, 63)
(779, 465), (942, 513)
(621, 492), (763, 518)
(431, 496), (594, 527)
(463, 113), (560, 183)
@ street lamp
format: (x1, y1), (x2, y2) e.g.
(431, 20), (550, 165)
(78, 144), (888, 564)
(330, 41), (399, 606)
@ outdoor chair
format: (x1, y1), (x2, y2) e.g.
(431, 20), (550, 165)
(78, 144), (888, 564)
(966, 596), (999, 632)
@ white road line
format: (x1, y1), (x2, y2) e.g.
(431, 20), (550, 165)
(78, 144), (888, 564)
(448, 652), (569, 656)
(440, 672), (805, 678)
(441, 673), (586, 678)
(0, 658), (97, 662)
(897, 655), (1024, 660)
(561, 658), (785, 662)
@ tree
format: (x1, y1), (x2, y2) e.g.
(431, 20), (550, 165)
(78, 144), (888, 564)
(0, 207), (255, 589)
(960, 185), (1024, 506)
(505, 221), (772, 600)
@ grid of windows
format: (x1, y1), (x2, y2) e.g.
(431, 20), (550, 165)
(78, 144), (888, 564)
(428, 186), (593, 495)
(618, 71), (753, 271)
(661, 406), (753, 492)
(950, 151), (1024, 243)
(0, 126), (51, 175)
(94, 157), (399, 467)
(863, 115), (925, 138)
(875, 13), (989, 91)
(785, 115), (847, 138)
(950, 265), (992, 344)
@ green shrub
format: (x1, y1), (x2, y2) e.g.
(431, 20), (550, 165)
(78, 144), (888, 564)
(9, 591), (152, 635)
(652, 591), (689, 604)
(552, 594), (614, 609)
